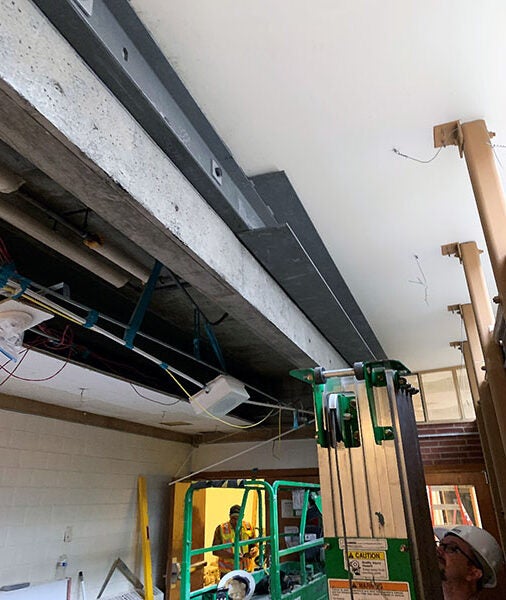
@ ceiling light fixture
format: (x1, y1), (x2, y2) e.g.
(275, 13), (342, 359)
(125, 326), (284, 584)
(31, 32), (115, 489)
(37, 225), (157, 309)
(0, 298), (52, 361)
(190, 375), (250, 416)
(2, 276), (204, 390)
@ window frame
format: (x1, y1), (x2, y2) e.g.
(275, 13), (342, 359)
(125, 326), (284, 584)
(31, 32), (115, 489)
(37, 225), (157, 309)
(411, 365), (475, 424)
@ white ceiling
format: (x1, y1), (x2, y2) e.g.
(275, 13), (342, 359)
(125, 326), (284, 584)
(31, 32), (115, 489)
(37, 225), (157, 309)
(131, 0), (505, 372)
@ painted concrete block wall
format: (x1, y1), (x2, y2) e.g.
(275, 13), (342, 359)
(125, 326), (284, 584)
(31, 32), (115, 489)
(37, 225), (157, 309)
(0, 409), (190, 599)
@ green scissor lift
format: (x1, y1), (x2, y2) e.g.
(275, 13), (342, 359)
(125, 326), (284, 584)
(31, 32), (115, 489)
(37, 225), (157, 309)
(180, 479), (328, 599)
(291, 360), (444, 600)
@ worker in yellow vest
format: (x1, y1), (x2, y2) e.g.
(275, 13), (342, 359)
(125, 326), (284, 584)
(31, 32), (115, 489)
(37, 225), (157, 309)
(212, 504), (258, 578)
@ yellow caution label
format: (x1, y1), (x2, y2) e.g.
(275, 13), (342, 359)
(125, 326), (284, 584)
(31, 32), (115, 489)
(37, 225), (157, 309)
(345, 548), (389, 579)
(348, 551), (385, 560)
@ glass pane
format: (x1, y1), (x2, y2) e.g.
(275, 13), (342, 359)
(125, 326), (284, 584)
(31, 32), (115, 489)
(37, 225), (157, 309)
(456, 367), (475, 420)
(421, 371), (461, 421)
(406, 374), (425, 422)
(427, 484), (482, 528)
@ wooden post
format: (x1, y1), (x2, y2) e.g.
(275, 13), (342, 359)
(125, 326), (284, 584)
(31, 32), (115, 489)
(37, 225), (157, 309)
(460, 120), (506, 306)
(447, 306), (506, 542)
(435, 119), (506, 303)
(455, 339), (506, 544)
(443, 242), (506, 455)
(476, 381), (506, 545)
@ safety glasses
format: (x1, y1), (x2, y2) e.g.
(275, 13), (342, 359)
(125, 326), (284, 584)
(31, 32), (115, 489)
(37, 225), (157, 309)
(437, 541), (482, 569)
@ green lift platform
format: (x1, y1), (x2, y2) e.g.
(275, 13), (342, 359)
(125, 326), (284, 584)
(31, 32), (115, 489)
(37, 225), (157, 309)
(291, 360), (443, 600)
(180, 479), (328, 599)
(180, 359), (443, 599)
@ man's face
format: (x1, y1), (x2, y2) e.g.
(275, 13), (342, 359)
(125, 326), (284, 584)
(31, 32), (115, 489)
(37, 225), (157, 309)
(230, 514), (239, 528)
(437, 534), (482, 586)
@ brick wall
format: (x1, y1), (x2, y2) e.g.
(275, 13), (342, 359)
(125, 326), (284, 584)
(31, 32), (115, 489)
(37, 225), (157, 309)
(418, 422), (484, 466)
(0, 408), (190, 599)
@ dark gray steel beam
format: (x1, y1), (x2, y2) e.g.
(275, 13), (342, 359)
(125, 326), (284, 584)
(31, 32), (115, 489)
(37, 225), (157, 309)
(32, 0), (277, 232)
(240, 224), (379, 364)
(249, 171), (386, 362)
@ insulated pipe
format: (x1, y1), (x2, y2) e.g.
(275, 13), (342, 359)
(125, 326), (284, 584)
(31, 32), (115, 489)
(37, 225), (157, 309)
(0, 198), (130, 288)
(83, 237), (151, 283)
(0, 162), (151, 283)
(19, 186), (151, 282)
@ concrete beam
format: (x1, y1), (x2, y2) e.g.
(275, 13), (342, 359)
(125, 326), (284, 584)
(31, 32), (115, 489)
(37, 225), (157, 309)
(0, 0), (346, 370)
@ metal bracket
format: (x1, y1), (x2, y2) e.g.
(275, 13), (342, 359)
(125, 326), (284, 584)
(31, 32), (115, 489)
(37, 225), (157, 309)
(449, 340), (464, 350)
(441, 242), (461, 259)
(441, 241), (484, 262)
(72, 0), (93, 17)
(433, 120), (464, 157)
(447, 303), (462, 315)
(32, 0), (277, 232)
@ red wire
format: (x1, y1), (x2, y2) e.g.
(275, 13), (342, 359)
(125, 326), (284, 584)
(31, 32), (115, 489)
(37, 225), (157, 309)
(0, 237), (12, 263)
(0, 348), (30, 385)
(130, 382), (181, 406)
(0, 347), (71, 383)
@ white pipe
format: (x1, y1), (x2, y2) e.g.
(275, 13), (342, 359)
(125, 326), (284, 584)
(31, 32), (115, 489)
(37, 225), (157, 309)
(84, 238), (151, 283)
(0, 198), (130, 288)
(0, 165), (24, 193)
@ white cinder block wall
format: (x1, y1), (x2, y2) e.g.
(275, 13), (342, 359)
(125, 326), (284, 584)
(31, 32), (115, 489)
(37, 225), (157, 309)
(0, 408), (191, 599)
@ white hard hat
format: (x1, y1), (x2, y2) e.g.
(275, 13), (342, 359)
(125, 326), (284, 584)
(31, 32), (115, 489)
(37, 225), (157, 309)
(218, 570), (256, 600)
(434, 525), (504, 588)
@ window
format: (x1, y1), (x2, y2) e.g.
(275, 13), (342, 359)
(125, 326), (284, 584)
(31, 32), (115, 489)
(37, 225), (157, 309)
(409, 366), (475, 423)
(427, 484), (482, 528)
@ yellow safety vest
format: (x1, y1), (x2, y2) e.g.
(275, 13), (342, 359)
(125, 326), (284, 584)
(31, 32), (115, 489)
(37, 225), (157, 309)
(217, 520), (254, 574)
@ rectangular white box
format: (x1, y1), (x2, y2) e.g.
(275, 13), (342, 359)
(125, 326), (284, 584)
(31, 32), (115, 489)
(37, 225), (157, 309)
(190, 375), (249, 416)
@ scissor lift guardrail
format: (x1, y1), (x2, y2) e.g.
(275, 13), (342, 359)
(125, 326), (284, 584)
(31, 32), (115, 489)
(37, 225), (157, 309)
(181, 479), (327, 599)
